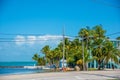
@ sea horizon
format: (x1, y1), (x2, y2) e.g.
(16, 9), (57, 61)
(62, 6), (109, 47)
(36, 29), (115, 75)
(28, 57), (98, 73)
(0, 61), (37, 66)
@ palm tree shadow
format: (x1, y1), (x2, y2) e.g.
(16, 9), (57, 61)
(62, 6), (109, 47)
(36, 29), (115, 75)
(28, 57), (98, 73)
(82, 73), (120, 79)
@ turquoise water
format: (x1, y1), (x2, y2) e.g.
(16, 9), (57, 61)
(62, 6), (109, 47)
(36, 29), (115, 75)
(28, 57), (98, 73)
(0, 62), (37, 66)
(0, 62), (43, 75)
(0, 68), (43, 75)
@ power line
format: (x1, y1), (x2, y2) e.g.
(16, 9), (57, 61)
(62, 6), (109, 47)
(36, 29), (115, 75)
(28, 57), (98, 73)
(67, 31), (120, 38)
(0, 40), (60, 42)
(0, 33), (45, 36)
(0, 32), (120, 42)
(1, 31), (120, 37)
(106, 32), (120, 37)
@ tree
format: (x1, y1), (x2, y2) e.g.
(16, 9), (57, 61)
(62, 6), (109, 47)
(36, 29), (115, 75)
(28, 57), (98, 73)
(32, 53), (45, 66)
(67, 38), (82, 67)
(91, 25), (106, 70)
(103, 40), (120, 67)
(41, 45), (50, 64)
(116, 36), (120, 47)
(33, 24), (120, 70)
(53, 47), (62, 67)
(78, 27), (93, 70)
(116, 37), (120, 40)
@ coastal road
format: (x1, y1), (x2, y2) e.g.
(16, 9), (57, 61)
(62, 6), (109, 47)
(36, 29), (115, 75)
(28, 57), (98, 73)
(0, 70), (120, 80)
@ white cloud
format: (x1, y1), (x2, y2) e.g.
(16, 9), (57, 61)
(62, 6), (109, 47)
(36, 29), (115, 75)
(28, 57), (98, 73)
(15, 35), (25, 45)
(27, 36), (36, 44)
(37, 35), (63, 40)
(14, 35), (63, 45)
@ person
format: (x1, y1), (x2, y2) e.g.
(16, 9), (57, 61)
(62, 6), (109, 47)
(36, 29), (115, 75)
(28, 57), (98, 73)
(112, 64), (114, 70)
(53, 64), (56, 71)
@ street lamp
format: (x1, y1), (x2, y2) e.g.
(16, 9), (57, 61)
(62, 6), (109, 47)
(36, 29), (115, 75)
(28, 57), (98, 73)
(79, 37), (85, 71)
(62, 27), (65, 68)
(82, 37), (85, 71)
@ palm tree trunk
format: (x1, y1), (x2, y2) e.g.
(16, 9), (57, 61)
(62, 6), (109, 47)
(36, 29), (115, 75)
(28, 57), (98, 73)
(98, 60), (101, 70)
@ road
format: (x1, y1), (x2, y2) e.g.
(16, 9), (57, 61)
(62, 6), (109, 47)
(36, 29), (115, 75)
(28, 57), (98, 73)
(0, 70), (120, 80)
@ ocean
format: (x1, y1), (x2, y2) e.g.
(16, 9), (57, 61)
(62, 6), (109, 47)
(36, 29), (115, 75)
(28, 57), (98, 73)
(0, 62), (43, 75)
(0, 62), (36, 66)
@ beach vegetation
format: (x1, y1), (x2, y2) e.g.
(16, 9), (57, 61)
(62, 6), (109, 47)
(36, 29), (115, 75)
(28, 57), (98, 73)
(32, 53), (45, 66)
(32, 25), (120, 70)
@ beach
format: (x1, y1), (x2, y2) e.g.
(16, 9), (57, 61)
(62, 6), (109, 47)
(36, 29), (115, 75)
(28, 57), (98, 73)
(1, 70), (120, 80)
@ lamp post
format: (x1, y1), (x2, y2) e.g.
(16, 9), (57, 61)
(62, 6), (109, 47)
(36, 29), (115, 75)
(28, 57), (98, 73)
(82, 37), (85, 71)
(62, 27), (65, 68)
(79, 36), (85, 71)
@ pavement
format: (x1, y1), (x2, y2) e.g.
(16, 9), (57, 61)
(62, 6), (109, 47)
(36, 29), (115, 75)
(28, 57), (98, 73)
(0, 69), (120, 80)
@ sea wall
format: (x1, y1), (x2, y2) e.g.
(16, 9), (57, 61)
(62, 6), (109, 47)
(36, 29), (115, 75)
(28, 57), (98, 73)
(0, 66), (24, 68)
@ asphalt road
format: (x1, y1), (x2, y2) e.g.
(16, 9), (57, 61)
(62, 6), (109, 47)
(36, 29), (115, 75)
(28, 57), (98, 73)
(1, 69), (120, 80)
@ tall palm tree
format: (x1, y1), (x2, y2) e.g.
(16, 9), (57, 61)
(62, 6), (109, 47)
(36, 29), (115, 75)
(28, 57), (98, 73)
(53, 47), (62, 67)
(32, 53), (45, 65)
(78, 27), (92, 70)
(64, 38), (71, 60)
(69, 38), (82, 67)
(41, 45), (50, 64)
(91, 25), (106, 70)
(32, 53), (39, 61)
(103, 40), (120, 67)
(116, 36), (120, 48)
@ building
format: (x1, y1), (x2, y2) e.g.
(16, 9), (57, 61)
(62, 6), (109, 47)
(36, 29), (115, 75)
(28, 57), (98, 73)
(88, 39), (120, 69)
(59, 59), (67, 68)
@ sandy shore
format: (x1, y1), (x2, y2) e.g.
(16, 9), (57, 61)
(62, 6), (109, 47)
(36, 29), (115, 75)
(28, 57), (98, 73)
(0, 70), (120, 80)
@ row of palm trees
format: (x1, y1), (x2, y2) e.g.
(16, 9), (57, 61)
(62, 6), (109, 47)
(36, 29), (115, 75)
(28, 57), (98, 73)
(32, 25), (120, 70)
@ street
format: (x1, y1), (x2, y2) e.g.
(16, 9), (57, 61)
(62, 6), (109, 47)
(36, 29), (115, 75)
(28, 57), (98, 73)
(0, 69), (120, 80)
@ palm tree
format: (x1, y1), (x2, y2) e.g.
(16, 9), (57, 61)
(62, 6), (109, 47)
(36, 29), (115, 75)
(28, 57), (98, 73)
(92, 25), (106, 39)
(103, 39), (120, 68)
(53, 47), (62, 67)
(78, 27), (92, 70)
(68, 38), (82, 67)
(32, 53), (39, 61)
(41, 45), (50, 55)
(91, 25), (106, 70)
(116, 37), (120, 40)
(32, 53), (45, 65)
(116, 36), (120, 48)
(41, 45), (50, 64)
(64, 38), (71, 60)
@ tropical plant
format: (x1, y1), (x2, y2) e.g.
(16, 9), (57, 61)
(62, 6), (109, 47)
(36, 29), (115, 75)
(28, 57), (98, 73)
(32, 53), (45, 65)
(103, 40), (120, 67)
(78, 27), (93, 70)
(32, 24), (120, 71)
(91, 25), (106, 70)
(116, 36), (120, 47)
(116, 36), (120, 40)
(41, 45), (50, 64)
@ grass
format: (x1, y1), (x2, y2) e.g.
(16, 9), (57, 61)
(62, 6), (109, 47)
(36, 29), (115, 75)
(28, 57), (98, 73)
(88, 68), (98, 71)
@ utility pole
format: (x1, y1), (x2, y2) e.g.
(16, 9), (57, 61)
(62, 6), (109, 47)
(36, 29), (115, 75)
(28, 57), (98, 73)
(82, 37), (85, 71)
(62, 27), (65, 68)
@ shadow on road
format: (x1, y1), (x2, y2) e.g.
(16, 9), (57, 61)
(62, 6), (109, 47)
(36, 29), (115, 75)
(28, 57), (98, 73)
(82, 72), (120, 79)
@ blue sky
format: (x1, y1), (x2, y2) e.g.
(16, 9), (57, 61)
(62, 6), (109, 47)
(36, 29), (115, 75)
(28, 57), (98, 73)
(0, 0), (120, 62)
